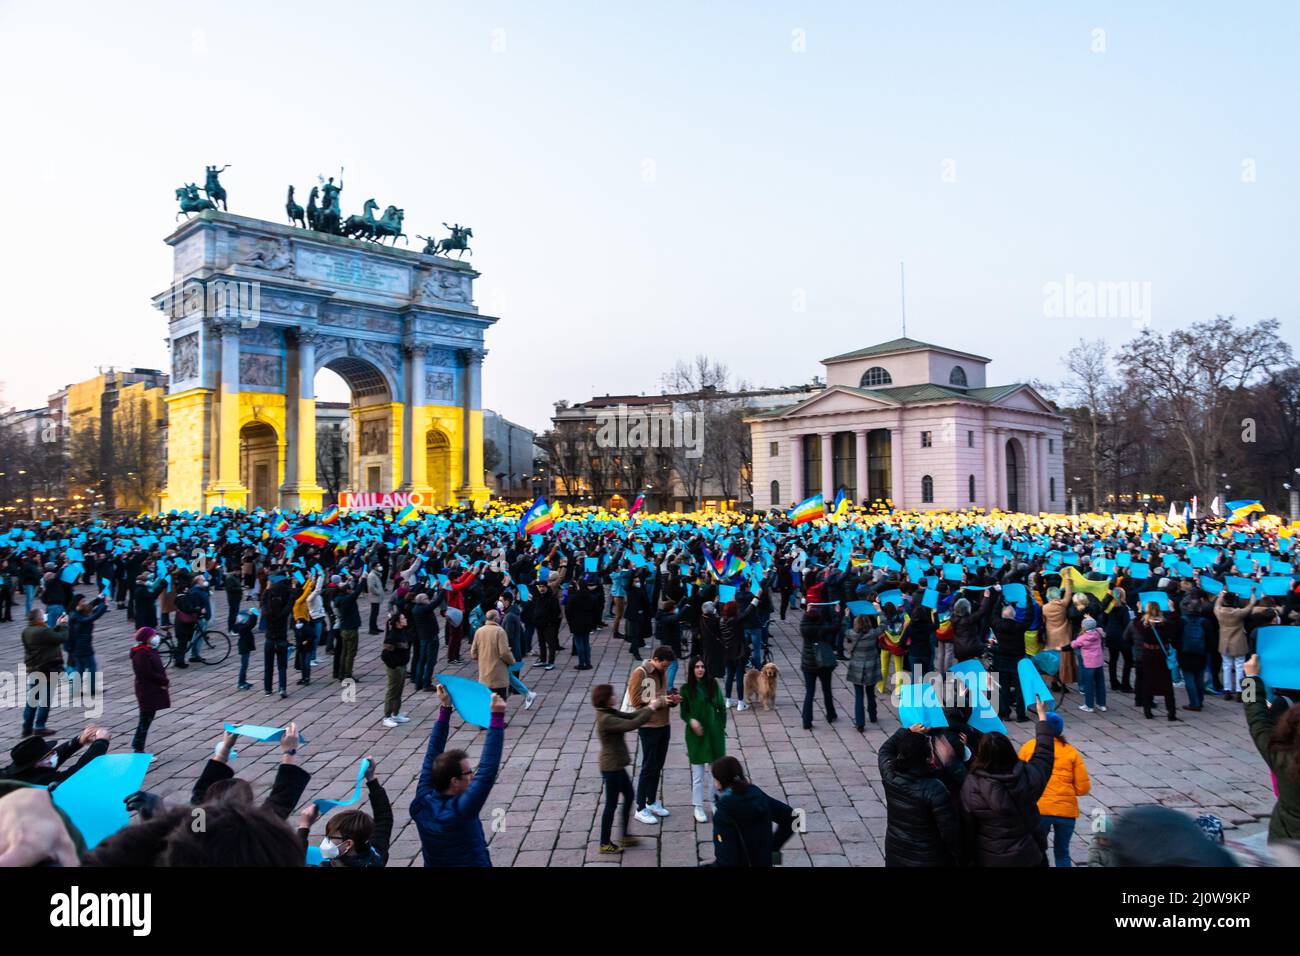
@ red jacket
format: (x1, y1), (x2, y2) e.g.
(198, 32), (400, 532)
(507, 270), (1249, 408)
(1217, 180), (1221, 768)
(131, 643), (171, 711)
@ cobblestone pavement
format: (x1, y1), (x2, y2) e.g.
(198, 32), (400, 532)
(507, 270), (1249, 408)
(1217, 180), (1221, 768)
(0, 593), (1275, 866)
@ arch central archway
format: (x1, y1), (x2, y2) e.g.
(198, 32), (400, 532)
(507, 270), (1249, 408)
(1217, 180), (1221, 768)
(425, 428), (451, 505)
(315, 356), (397, 497)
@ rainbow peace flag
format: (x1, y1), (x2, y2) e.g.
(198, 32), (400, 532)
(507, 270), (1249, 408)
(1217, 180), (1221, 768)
(721, 554), (747, 579)
(320, 504), (339, 526)
(291, 526), (332, 546)
(394, 504), (418, 525)
(520, 497), (557, 536)
(630, 493), (645, 516)
(789, 494), (824, 527)
(272, 515), (290, 535)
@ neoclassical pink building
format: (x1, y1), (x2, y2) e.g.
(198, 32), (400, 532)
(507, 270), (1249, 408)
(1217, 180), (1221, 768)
(747, 338), (1066, 513)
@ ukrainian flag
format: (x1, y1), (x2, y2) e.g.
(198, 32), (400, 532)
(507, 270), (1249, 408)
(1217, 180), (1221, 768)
(395, 504), (418, 525)
(1226, 499), (1264, 524)
(832, 488), (849, 518)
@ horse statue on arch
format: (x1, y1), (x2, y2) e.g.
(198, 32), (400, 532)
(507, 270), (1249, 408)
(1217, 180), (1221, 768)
(203, 164), (230, 211)
(343, 198), (379, 240)
(306, 186), (320, 230)
(371, 205), (408, 245)
(175, 184), (215, 220)
(286, 185), (306, 228)
(433, 222), (472, 258)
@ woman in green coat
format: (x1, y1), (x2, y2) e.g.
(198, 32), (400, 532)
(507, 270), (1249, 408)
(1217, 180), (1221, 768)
(680, 656), (727, 823)
(1242, 655), (1300, 843)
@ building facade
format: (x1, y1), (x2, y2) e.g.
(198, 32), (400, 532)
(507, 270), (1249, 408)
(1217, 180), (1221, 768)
(747, 338), (1066, 513)
(546, 383), (820, 511)
(483, 410), (539, 500)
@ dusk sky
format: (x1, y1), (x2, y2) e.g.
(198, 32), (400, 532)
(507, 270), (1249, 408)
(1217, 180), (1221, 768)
(1, 1), (1296, 432)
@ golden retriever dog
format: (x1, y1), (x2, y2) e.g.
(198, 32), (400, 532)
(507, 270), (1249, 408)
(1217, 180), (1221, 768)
(743, 662), (780, 710)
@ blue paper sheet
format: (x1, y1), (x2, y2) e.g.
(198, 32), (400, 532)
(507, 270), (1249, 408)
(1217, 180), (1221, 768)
(718, 584), (737, 603)
(52, 753), (154, 849)
(897, 681), (948, 728)
(1256, 626), (1300, 692)
(1016, 658), (1056, 711)
(584, 557), (599, 572)
(223, 722), (309, 744)
(949, 659), (1007, 734)
(876, 589), (903, 608)
(846, 600), (875, 617)
(1001, 583), (1028, 606)
(1138, 591), (1170, 611)
(435, 673), (493, 728)
(313, 759), (371, 814)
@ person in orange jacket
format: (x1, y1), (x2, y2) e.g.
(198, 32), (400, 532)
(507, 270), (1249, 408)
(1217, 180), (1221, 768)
(1017, 710), (1091, 867)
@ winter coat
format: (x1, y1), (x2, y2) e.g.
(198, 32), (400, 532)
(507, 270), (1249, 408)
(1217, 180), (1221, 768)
(845, 624), (883, 687)
(699, 613), (725, 679)
(1017, 736), (1091, 819)
(799, 613), (838, 673)
(565, 587), (600, 635)
(22, 623), (68, 673)
(1243, 677), (1300, 843)
(471, 623), (515, 689)
(959, 720), (1055, 866)
(989, 616), (1027, 672)
(878, 728), (962, 866)
(595, 706), (656, 771)
(679, 680), (726, 766)
(711, 784), (795, 867)
(1070, 626), (1105, 670)
(67, 602), (107, 657)
(131, 642), (171, 712)
(411, 709), (503, 867)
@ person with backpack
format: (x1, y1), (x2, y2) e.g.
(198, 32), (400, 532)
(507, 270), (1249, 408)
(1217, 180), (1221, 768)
(799, 605), (839, 731)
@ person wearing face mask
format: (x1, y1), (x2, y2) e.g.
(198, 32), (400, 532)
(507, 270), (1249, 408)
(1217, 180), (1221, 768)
(1, 724), (112, 789)
(130, 626), (170, 753)
(298, 756), (392, 867)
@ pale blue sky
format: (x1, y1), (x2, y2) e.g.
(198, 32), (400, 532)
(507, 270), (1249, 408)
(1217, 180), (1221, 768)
(1, 1), (1296, 431)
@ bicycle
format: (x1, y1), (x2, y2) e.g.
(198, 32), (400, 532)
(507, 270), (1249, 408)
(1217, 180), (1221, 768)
(158, 621), (232, 667)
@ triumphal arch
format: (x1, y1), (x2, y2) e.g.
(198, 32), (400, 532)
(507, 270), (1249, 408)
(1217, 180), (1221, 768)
(155, 195), (496, 514)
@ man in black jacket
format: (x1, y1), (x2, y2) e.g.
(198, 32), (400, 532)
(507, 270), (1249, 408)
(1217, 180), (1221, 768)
(1, 726), (112, 790)
(330, 573), (364, 681)
(989, 603), (1028, 721)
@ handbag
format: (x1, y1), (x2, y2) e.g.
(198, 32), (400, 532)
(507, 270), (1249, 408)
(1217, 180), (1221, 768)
(1151, 625), (1180, 679)
(813, 639), (838, 670)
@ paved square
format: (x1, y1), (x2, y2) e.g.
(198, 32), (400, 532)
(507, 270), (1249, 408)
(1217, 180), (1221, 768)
(1, 594), (1275, 865)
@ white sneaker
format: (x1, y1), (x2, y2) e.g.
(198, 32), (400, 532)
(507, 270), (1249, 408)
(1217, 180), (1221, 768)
(1078, 705), (1094, 713)
(382, 717), (399, 728)
(737, 700), (749, 711)
(393, 714), (411, 723)
(693, 805), (708, 823)
(524, 691), (537, 709)
(634, 808), (659, 825)
(648, 802), (670, 818)
(1098, 705), (1108, 712)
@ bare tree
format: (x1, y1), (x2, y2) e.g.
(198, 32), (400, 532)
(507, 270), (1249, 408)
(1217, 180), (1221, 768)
(1060, 339), (1113, 510)
(1116, 315), (1292, 501)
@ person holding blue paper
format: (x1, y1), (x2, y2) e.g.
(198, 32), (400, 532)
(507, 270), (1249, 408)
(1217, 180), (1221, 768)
(66, 595), (108, 697)
(1240, 656), (1300, 843)
(1214, 587), (1264, 702)
(878, 725), (962, 866)
(1132, 600), (1180, 721)
(959, 699), (1054, 866)
(1, 724), (111, 789)
(989, 603), (1028, 722)
(411, 685), (507, 867)
(297, 756), (392, 867)
(844, 615), (882, 730)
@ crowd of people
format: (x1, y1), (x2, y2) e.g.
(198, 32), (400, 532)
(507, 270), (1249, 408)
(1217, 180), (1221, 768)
(0, 499), (1297, 867)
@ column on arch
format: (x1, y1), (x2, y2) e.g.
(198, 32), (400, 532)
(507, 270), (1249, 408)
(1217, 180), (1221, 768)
(403, 344), (426, 493)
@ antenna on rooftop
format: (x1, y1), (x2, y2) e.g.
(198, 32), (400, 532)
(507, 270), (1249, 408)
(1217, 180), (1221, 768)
(900, 261), (907, 338)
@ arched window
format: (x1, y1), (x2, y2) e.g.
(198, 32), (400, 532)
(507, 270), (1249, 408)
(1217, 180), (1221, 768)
(968, 474), (976, 503)
(860, 366), (893, 387)
(770, 480), (781, 507)
(921, 475), (934, 504)
(949, 365), (968, 387)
